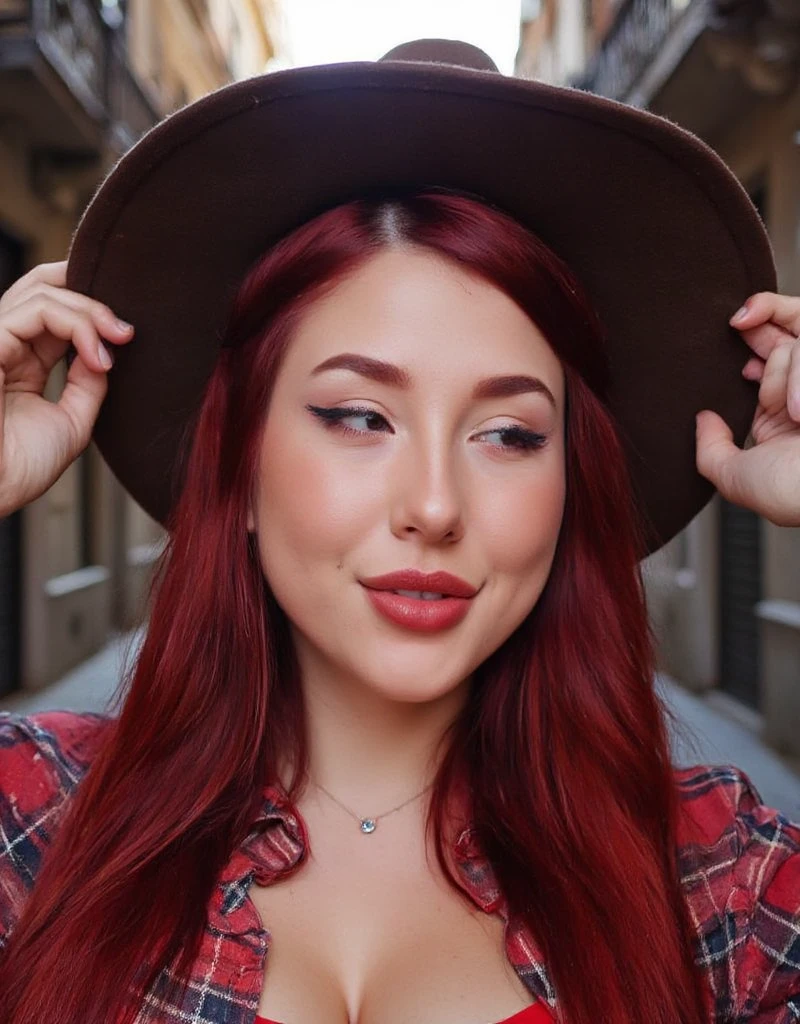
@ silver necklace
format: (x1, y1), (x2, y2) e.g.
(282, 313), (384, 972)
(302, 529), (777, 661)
(313, 779), (434, 834)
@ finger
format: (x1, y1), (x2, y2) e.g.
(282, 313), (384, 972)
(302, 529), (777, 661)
(0, 296), (126, 375)
(788, 337), (800, 421)
(695, 410), (739, 492)
(758, 340), (792, 414)
(730, 291), (800, 339)
(31, 260), (67, 288)
(0, 283), (133, 349)
(0, 299), (105, 376)
(737, 321), (793, 361)
(0, 261), (67, 312)
(742, 356), (765, 382)
(57, 351), (109, 454)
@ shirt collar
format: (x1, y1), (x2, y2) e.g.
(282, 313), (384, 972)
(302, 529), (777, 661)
(221, 783), (503, 916)
(452, 824), (506, 914)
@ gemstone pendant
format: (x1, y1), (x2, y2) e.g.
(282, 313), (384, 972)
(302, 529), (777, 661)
(360, 818), (377, 834)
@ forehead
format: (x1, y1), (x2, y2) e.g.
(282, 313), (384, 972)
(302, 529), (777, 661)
(280, 247), (565, 402)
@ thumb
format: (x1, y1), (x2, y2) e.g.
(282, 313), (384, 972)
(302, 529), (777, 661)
(57, 352), (109, 456)
(695, 410), (740, 492)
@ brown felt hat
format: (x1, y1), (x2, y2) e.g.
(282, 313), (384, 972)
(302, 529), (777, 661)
(66, 39), (776, 552)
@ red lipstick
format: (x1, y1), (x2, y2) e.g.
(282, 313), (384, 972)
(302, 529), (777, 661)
(359, 570), (478, 633)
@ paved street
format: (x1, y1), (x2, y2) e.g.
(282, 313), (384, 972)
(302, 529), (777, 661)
(1, 632), (797, 819)
(658, 675), (800, 819)
(0, 629), (144, 719)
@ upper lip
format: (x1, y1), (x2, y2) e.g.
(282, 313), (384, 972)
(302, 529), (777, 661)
(360, 570), (478, 599)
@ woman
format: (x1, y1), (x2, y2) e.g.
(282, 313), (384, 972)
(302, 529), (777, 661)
(0, 40), (797, 1024)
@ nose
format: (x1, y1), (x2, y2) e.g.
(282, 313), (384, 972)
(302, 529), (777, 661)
(389, 438), (465, 545)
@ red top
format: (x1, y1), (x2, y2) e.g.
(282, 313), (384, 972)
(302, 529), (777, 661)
(257, 1005), (551, 1024)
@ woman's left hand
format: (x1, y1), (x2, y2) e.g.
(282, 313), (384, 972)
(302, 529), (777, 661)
(695, 291), (800, 527)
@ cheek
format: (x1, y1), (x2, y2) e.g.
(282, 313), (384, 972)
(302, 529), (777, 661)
(479, 456), (566, 594)
(250, 420), (382, 591)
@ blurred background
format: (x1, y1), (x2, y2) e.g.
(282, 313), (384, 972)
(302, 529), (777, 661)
(0, 0), (797, 813)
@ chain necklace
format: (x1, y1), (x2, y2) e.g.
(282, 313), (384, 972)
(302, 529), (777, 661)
(312, 779), (434, 834)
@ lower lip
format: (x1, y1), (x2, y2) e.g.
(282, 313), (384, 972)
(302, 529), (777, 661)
(363, 587), (472, 633)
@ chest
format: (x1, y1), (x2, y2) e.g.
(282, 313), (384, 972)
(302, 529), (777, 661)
(248, 816), (536, 1024)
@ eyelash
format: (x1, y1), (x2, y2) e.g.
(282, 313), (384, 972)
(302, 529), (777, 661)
(306, 405), (548, 452)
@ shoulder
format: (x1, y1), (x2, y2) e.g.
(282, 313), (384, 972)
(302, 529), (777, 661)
(0, 711), (113, 943)
(674, 764), (800, 1022)
(0, 710), (111, 801)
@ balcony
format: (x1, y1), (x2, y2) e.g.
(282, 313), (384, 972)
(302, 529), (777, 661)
(106, 34), (159, 153)
(575, 0), (704, 105)
(574, 0), (800, 142)
(0, 0), (158, 157)
(577, 0), (798, 110)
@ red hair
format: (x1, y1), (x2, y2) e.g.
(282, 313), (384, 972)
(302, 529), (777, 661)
(0, 191), (710, 1024)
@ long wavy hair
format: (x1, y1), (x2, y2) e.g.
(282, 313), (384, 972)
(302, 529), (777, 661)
(0, 191), (710, 1024)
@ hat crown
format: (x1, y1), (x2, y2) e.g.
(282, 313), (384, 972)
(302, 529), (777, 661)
(71, 37), (775, 547)
(379, 38), (499, 73)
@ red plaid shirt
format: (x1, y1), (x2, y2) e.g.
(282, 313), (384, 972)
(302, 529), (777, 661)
(0, 710), (798, 1023)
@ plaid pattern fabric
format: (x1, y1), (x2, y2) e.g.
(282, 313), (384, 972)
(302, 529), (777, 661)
(0, 710), (798, 1023)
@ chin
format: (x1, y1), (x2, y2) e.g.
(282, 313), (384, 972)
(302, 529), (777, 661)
(379, 681), (463, 704)
(351, 656), (472, 706)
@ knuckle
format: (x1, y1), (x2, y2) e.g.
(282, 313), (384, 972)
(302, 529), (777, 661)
(42, 296), (85, 326)
(30, 295), (66, 325)
(757, 382), (777, 408)
(92, 301), (117, 322)
(769, 336), (792, 355)
(0, 265), (61, 314)
(34, 261), (64, 281)
(40, 285), (106, 323)
(0, 281), (27, 313)
(27, 285), (60, 309)
(746, 291), (772, 310)
(763, 345), (790, 376)
(19, 291), (55, 314)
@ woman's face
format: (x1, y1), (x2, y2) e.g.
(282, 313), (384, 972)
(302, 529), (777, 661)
(249, 247), (566, 704)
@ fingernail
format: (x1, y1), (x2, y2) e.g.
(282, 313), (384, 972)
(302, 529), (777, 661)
(115, 318), (133, 333)
(731, 303), (749, 323)
(98, 343), (114, 370)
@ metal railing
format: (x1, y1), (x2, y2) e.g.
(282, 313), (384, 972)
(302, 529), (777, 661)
(575, 0), (692, 100)
(106, 34), (158, 152)
(0, 0), (158, 149)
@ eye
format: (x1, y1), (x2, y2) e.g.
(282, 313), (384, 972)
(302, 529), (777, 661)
(307, 405), (392, 436)
(474, 425), (548, 452)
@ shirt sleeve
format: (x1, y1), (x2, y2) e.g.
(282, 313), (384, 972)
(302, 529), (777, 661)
(728, 769), (800, 1022)
(0, 711), (110, 946)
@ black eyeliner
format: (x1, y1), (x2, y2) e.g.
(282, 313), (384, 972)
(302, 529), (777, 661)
(306, 404), (382, 420)
(306, 404), (358, 421)
(492, 426), (548, 450)
(307, 406), (545, 449)
(306, 404), (389, 432)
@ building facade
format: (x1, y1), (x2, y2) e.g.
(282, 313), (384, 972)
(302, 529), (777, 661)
(0, 0), (279, 694)
(516, 0), (800, 758)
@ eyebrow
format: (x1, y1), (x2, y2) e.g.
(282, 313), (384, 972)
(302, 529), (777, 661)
(310, 354), (557, 408)
(312, 353), (410, 387)
(472, 374), (556, 407)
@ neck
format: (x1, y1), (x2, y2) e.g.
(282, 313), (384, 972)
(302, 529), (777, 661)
(296, 656), (469, 813)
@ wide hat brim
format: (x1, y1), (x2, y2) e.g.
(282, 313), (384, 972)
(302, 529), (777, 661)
(66, 40), (776, 553)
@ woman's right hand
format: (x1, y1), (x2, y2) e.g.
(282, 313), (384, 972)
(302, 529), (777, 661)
(0, 261), (134, 518)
